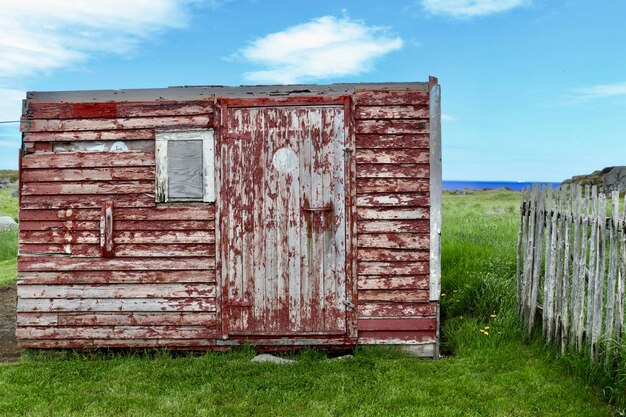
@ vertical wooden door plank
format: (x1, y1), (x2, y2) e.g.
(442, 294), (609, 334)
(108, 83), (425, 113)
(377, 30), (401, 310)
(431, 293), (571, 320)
(331, 108), (347, 332)
(252, 108), (267, 333)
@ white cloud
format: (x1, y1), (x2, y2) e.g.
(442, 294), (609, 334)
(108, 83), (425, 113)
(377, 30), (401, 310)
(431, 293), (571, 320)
(420, 0), (526, 18)
(0, 88), (25, 121)
(573, 82), (626, 101)
(0, 0), (203, 80)
(442, 113), (457, 121)
(239, 16), (403, 84)
(0, 1), (210, 123)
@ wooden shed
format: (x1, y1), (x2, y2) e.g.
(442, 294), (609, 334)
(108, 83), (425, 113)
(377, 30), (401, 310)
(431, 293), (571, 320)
(16, 78), (442, 357)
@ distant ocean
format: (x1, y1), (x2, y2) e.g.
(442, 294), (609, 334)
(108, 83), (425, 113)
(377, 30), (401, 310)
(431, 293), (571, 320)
(443, 180), (562, 191)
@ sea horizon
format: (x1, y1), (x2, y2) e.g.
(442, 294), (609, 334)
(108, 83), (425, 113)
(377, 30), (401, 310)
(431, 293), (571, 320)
(443, 180), (562, 191)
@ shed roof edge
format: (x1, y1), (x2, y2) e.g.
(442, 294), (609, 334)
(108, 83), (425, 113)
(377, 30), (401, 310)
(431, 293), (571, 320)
(26, 81), (430, 103)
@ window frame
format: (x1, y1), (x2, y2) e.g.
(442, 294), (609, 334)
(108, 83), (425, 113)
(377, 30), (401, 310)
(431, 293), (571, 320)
(155, 129), (215, 203)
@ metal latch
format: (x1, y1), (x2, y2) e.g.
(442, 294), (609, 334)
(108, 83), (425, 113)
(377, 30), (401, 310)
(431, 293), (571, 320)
(302, 203), (333, 212)
(343, 300), (356, 310)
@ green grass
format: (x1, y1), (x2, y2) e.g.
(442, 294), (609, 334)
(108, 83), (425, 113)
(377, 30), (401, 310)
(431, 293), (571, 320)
(0, 170), (18, 182)
(0, 189), (618, 416)
(0, 188), (18, 222)
(0, 188), (18, 287)
(0, 347), (613, 416)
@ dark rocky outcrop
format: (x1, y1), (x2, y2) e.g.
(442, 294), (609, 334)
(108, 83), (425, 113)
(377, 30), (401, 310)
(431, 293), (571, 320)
(562, 167), (626, 194)
(0, 178), (15, 189)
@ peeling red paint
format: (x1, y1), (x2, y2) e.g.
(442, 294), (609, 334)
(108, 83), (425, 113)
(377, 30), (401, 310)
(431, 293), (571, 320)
(16, 84), (438, 352)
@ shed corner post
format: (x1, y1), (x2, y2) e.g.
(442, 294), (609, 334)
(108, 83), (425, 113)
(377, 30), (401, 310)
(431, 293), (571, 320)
(429, 77), (442, 359)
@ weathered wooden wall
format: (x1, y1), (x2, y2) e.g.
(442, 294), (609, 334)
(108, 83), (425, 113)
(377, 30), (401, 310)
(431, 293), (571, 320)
(354, 88), (437, 349)
(17, 83), (439, 353)
(17, 100), (218, 348)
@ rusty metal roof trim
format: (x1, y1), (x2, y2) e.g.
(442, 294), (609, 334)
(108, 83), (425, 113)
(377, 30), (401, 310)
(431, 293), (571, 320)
(25, 81), (429, 103)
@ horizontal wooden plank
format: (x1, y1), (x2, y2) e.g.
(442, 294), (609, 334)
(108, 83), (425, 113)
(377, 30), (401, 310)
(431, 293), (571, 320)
(356, 178), (429, 194)
(357, 207), (429, 220)
(358, 233), (429, 250)
(358, 318), (437, 331)
(357, 220), (429, 233)
(19, 206), (215, 222)
(355, 90), (429, 106)
(358, 331), (436, 345)
(22, 115), (211, 133)
(356, 134), (429, 149)
(20, 194), (156, 209)
(26, 101), (213, 120)
(17, 297), (216, 312)
(23, 142), (53, 153)
(18, 270), (215, 284)
(17, 312), (217, 327)
(19, 221), (98, 231)
(355, 105), (429, 120)
(19, 230), (214, 245)
(22, 181), (152, 195)
(22, 167), (154, 182)
(358, 302), (437, 318)
(16, 325), (217, 340)
(22, 152), (155, 169)
(16, 339), (221, 349)
(356, 149), (428, 164)
(359, 289), (429, 302)
(357, 261), (429, 275)
(51, 140), (155, 153)
(19, 220), (213, 232)
(19, 243), (215, 257)
(357, 193), (429, 207)
(24, 129), (155, 142)
(357, 163), (428, 178)
(18, 256), (214, 271)
(357, 275), (428, 290)
(357, 248), (429, 262)
(356, 120), (429, 135)
(18, 284), (215, 299)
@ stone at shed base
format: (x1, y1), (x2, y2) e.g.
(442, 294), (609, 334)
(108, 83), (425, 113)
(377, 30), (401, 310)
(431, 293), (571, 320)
(251, 354), (296, 364)
(0, 216), (17, 230)
(329, 354), (354, 361)
(398, 344), (438, 358)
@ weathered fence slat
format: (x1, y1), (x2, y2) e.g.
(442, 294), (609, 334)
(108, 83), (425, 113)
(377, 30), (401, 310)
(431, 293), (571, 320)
(518, 184), (626, 362)
(529, 185), (545, 336)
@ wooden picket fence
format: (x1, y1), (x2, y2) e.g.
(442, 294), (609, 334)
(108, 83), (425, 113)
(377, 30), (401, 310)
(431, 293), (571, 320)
(517, 184), (626, 361)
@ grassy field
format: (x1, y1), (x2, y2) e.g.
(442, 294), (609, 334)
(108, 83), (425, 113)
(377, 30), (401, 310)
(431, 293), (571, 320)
(0, 190), (619, 416)
(0, 188), (18, 288)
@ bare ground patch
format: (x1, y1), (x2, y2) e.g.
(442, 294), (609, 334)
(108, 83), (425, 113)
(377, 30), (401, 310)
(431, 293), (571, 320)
(0, 285), (18, 362)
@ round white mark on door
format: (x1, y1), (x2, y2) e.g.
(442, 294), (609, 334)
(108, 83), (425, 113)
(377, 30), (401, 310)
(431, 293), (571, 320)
(272, 147), (298, 173)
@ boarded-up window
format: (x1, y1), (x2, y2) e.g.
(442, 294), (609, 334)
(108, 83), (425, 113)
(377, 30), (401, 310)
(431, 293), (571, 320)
(155, 130), (215, 203)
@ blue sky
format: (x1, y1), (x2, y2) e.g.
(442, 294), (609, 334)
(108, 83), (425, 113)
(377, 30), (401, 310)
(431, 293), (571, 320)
(1, 0), (625, 181)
